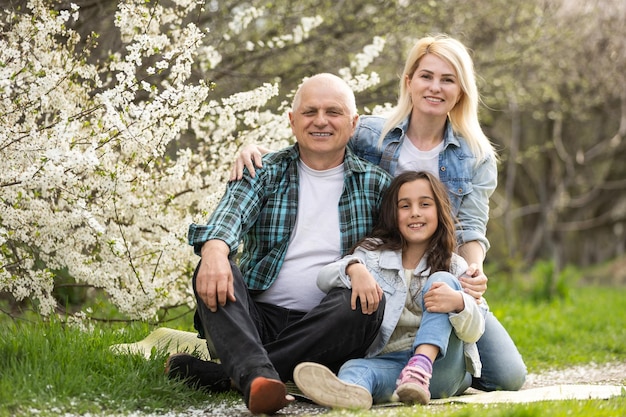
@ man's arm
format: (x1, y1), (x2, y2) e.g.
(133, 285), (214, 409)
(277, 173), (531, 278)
(196, 240), (236, 312)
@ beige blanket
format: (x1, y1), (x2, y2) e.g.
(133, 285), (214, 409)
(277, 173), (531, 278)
(430, 384), (624, 404)
(112, 328), (625, 404)
(110, 327), (211, 360)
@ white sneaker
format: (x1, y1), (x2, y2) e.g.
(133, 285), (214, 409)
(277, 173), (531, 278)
(293, 362), (373, 409)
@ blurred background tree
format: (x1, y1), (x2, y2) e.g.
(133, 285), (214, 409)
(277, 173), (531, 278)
(2, 0), (624, 314)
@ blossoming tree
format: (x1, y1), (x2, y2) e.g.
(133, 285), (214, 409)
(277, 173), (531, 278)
(0, 0), (384, 320)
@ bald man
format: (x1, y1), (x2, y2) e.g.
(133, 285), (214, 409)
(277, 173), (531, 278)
(168, 74), (391, 414)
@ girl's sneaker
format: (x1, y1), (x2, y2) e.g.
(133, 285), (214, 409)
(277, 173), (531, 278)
(394, 362), (432, 405)
(293, 362), (373, 409)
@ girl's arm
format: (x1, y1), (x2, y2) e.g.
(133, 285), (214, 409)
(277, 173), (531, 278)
(423, 282), (485, 343)
(448, 292), (485, 343)
(317, 252), (382, 314)
(317, 256), (360, 292)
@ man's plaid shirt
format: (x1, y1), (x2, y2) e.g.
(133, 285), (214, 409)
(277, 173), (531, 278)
(188, 144), (391, 291)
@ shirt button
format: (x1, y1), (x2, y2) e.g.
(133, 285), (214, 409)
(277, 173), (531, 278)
(440, 166), (446, 172)
(458, 188), (463, 193)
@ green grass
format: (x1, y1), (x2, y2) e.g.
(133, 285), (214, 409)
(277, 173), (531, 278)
(0, 285), (625, 417)
(492, 286), (626, 372)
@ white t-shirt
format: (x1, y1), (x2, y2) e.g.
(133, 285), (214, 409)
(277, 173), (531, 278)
(396, 139), (444, 177)
(255, 160), (344, 311)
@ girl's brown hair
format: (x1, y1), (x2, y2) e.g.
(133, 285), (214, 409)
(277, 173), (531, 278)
(353, 171), (457, 273)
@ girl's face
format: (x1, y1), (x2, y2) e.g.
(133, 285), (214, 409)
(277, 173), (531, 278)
(406, 53), (462, 119)
(396, 179), (438, 251)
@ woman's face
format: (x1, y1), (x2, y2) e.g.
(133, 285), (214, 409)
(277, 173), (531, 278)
(396, 179), (438, 252)
(406, 53), (462, 119)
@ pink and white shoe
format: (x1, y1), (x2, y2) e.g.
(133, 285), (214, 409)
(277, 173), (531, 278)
(394, 362), (432, 405)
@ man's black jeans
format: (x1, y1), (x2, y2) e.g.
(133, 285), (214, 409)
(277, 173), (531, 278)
(193, 260), (385, 393)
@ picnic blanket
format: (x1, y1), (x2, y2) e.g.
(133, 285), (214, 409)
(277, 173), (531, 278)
(111, 327), (625, 404)
(110, 327), (211, 360)
(430, 384), (624, 404)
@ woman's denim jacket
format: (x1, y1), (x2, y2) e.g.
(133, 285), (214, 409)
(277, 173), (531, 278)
(317, 245), (486, 377)
(350, 115), (497, 252)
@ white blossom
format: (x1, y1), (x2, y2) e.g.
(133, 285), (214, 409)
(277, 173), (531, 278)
(0, 0), (383, 321)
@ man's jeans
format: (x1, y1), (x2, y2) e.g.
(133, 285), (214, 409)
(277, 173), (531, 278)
(193, 260), (385, 393)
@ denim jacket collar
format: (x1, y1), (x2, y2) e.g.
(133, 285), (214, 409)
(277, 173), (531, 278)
(389, 114), (461, 150)
(377, 249), (431, 277)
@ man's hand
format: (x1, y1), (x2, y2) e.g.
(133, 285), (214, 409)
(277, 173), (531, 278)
(229, 144), (269, 181)
(459, 263), (488, 302)
(346, 263), (383, 314)
(424, 282), (464, 313)
(196, 240), (236, 312)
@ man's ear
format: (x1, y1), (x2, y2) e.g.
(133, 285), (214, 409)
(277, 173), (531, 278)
(288, 111), (295, 130)
(351, 114), (359, 129)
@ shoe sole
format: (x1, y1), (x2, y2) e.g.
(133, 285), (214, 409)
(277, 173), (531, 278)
(248, 377), (290, 415)
(293, 362), (372, 409)
(395, 382), (431, 405)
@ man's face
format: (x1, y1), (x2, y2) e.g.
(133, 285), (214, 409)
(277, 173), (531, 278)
(289, 77), (358, 166)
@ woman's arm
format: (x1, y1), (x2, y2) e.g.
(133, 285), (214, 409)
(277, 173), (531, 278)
(458, 241), (488, 300)
(456, 154), (497, 298)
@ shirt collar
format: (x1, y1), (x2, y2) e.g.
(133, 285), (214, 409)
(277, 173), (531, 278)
(392, 115), (461, 149)
(378, 249), (431, 276)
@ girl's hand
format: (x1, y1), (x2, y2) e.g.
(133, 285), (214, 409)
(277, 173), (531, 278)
(347, 263), (383, 314)
(424, 282), (464, 313)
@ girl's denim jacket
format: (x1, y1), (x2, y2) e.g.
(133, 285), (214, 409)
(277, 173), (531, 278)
(317, 245), (487, 377)
(350, 115), (497, 253)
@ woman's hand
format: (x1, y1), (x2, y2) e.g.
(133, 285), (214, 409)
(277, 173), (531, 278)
(229, 144), (270, 181)
(459, 263), (488, 302)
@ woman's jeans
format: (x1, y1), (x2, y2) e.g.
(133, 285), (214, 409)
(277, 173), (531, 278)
(193, 260), (385, 393)
(473, 311), (526, 391)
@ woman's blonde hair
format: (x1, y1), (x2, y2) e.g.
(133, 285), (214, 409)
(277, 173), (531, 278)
(379, 34), (495, 162)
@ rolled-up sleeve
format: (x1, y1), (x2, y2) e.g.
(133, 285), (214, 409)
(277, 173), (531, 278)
(448, 293), (486, 343)
(188, 177), (263, 256)
(456, 154), (497, 253)
(317, 253), (366, 293)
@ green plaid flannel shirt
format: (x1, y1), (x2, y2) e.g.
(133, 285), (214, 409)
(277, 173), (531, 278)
(188, 144), (391, 291)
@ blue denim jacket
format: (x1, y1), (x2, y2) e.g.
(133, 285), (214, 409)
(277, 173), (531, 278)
(350, 115), (497, 252)
(317, 246), (485, 376)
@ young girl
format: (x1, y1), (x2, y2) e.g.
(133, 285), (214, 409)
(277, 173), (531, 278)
(293, 171), (487, 409)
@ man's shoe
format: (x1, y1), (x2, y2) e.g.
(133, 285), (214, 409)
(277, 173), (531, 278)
(165, 353), (231, 392)
(293, 362), (372, 409)
(247, 377), (292, 415)
(393, 361), (431, 405)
